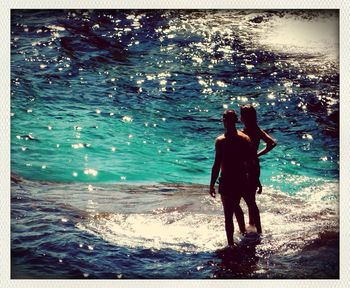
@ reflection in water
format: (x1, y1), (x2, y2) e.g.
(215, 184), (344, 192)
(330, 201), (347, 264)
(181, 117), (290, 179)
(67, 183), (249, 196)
(213, 235), (261, 278)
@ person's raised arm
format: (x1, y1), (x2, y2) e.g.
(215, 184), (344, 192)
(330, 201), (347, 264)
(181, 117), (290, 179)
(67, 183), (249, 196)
(209, 139), (221, 198)
(257, 129), (277, 157)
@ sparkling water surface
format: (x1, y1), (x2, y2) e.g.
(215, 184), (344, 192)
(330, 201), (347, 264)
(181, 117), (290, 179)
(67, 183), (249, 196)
(11, 9), (339, 279)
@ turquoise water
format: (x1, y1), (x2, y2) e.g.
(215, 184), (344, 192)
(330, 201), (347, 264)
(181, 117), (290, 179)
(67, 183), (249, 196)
(11, 10), (339, 279)
(11, 10), (338, 189)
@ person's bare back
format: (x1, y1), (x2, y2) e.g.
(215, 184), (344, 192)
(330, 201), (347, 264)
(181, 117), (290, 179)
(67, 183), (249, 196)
(216, 130), (252, 178)
(209, 110), (261, 245)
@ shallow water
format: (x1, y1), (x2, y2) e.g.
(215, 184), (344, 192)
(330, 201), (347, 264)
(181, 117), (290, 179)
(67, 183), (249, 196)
(11, 9), (339, 279)
(11, 177), (338, 279)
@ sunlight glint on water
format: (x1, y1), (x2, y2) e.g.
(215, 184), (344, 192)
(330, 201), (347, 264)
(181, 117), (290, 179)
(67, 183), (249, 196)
(11, 10), (339, 279)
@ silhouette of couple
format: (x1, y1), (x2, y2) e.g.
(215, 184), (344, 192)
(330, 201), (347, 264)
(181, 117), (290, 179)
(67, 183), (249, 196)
(210, 105), (276, 246)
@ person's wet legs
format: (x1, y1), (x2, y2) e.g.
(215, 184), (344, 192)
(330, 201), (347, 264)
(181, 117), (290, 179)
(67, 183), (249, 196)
(250, 202), (261, 234)
(244, 192), (262, 234)
(222, 195), (236, 246)
(234, 203), (246, 234)
(247, 192), (256, 225)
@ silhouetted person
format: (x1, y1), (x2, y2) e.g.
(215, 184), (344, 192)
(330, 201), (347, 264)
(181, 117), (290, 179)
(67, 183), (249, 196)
(209, 110), (261, 246)
(235, 104), (277, 227)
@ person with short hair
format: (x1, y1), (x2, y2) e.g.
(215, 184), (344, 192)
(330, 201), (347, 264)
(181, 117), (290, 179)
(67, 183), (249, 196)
(209, 110), (261, 246)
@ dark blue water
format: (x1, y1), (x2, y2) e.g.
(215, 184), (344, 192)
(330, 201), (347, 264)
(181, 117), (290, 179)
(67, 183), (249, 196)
(11, 9), (339, 279)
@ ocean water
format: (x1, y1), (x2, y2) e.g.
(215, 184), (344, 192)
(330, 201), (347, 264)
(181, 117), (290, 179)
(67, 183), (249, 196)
(11, 9), (339, 279)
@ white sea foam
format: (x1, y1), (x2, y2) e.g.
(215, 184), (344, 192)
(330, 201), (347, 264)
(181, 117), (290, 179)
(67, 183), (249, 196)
(257, 15), (338, 61)
(76, 183), (338, 254)
(77, 211), (227, 252)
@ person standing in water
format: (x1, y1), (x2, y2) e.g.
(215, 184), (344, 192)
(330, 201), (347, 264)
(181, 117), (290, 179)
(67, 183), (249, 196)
(209, 110), (261, 246)
(236, 104), (277, 228)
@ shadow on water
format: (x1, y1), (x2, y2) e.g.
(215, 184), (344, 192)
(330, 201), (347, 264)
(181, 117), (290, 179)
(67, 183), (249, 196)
(212, 234), (261, 279)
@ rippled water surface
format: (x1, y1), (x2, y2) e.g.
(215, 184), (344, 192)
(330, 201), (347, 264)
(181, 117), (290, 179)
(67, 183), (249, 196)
(11, 9), (339, 279)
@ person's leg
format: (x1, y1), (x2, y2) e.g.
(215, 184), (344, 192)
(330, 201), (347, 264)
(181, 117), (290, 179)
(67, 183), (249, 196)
(234, 201), (246, 234)
(221, 195), (234, 246)
(244, 192), (262, 234)
(247, 192), (256, 225)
